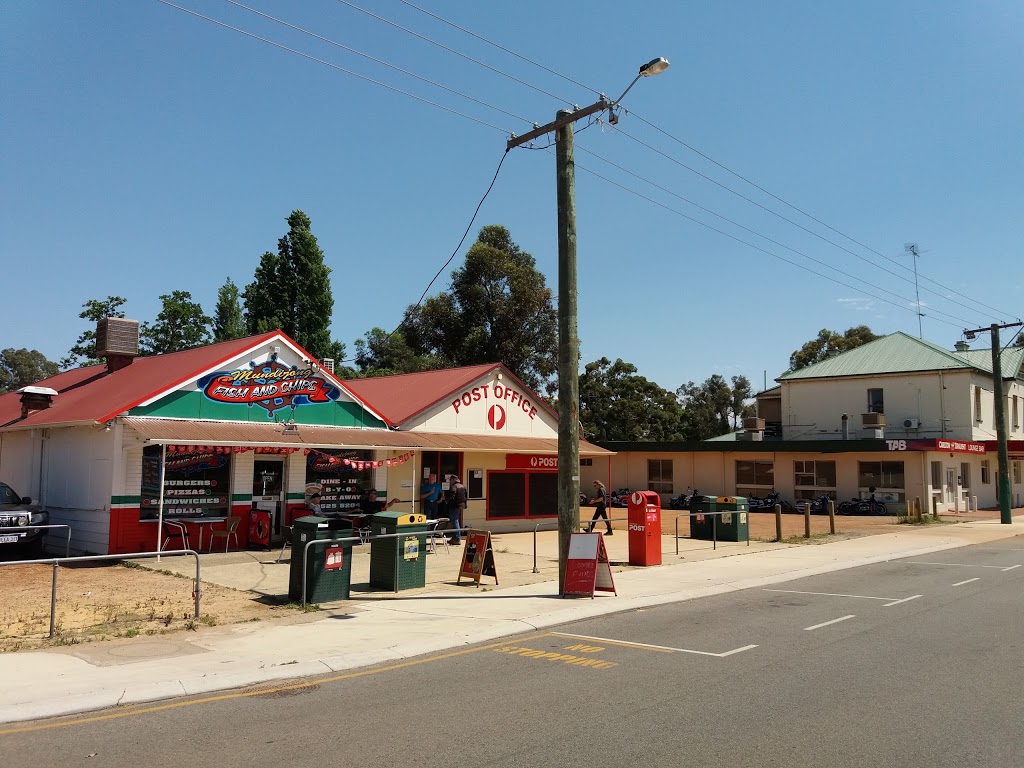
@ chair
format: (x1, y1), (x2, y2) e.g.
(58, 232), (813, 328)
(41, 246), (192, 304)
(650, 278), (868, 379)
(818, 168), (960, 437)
(207, 516), (241, 553)
(276, 524), (292, 563)
(162, 520), (190, 551)
(426, 517), (450, 555)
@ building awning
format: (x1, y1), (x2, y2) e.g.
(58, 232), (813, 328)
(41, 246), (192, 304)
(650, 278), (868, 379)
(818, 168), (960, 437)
(122, 417), (612, 456)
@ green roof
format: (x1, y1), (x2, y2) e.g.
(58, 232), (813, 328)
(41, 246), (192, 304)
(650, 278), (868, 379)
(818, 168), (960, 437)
(778, 332), (1024, 381)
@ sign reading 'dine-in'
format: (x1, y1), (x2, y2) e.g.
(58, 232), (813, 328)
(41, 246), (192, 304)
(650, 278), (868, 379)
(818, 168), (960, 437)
(198, 356), (340, 419)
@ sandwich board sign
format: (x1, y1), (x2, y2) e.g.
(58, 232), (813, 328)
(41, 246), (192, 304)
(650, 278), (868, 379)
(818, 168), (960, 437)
(457, 529), (498, 587)
(562, 532), (617, 598)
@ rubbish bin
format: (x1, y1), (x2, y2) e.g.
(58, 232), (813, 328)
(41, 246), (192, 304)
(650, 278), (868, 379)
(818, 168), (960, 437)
(288, 515), (354, 602)
(714, 496), (749, 543)
(689, 496), (716, 540)
(369, 512), (429, 592)
(627, 490), (662, 566)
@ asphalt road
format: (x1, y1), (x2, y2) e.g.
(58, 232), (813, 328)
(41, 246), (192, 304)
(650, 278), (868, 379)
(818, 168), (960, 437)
(4, 536), (1024, 767)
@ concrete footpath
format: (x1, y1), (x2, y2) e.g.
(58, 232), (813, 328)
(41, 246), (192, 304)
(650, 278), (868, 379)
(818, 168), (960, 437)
(1, 519), (1021, 724)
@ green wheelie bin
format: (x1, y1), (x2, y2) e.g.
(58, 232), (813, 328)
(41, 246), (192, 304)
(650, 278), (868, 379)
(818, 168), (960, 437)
(369, 512), (429, 592)
(714, 496), (750, 543)
(689, 496), (716, 540)
(288, 515), (354, 602)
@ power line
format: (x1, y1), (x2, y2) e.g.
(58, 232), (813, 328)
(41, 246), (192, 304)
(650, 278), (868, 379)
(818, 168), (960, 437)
(156, 0), (512, 134)
(220, 0), (534, 126)
(331, 0), (577, 106)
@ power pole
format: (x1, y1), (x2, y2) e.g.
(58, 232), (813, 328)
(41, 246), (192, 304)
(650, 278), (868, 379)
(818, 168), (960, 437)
(963, 321), (1023, 524)
(904, 243), (923, 338)
(506, 58), (669, 591)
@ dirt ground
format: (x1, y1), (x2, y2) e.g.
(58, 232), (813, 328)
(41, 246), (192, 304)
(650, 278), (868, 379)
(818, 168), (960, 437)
(0, 561), (288, 653)
(0, 508), (999, 653)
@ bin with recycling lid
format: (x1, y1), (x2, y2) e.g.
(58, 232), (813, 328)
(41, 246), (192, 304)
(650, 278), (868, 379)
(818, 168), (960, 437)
(288, 515), (354, 602)
(369, 512), (429, 591)
(713, 496), (749, 543)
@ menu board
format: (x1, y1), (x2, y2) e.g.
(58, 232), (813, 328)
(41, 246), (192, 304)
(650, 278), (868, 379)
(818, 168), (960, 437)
(140, 445), (231, 520)
(305, 449), (373, 514)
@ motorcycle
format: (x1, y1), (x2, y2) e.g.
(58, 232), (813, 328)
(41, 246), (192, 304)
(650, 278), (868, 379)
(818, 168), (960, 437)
(747, 490), (796, 513)
(610, 488), (632, 508)
(836, 495), (889, 516)
(798, 494), (833, 515)
(669, 489), (698, 510)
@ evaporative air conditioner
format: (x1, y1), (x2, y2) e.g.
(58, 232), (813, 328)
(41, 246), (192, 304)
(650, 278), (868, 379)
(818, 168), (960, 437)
(862, 412), (886, 428)
(95, 317), (140, 357)
(743, 417), (765, 432)
(903, 418), (920, 429)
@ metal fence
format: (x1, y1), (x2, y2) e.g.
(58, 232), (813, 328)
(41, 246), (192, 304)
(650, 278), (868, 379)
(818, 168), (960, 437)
(0, 550), (200, 639)
(1, 524), (73, 558)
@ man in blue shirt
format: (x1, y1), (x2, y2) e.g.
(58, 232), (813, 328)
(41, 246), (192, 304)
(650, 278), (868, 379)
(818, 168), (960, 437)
(420, 473), (442, 518)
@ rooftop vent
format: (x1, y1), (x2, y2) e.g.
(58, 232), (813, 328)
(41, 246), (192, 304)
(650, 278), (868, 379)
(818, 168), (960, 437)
(319, 358), (335, 374)
(954, 340), (969, 352)
(18, 385), (58, 419)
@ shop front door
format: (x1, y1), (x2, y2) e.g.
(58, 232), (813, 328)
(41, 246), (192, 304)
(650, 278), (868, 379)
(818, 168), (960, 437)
(253, 459), (285, 542)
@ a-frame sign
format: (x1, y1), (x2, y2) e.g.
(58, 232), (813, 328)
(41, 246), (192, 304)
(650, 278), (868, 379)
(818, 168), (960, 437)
(457, 529), (498, 587)
(561, 532), (617, 598)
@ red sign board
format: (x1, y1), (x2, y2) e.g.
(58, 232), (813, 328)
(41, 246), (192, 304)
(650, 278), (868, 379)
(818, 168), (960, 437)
(887, 439), (986, 454)
(505, 454), (559, 470)
(325, 546), (345, 570)
(457, 530), (498, 587)
(562, 533), (617, 598)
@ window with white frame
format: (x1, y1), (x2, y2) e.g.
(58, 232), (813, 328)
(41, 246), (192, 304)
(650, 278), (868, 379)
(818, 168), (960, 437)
(867, 388), (884, 414)
(647, 459), (673, 494)
(736, 460), (774, 496)
(981, 459), (991, 484)
(794, 460), (837, 500)
(1013, 461), (1022, 485)
(857, 461), (906, 502)
(960, 462), (971, 489)
(930, 461), (942, 489)
(1013, 395), (1020, 430)
(974, 387), (983, 423)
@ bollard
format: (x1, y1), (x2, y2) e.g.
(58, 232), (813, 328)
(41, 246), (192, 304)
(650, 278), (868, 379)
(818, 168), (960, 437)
(828, 499), (836, 535)
(775, 503), (782, 542)
(804, 502), (811, 538)
(50, 562), (59, 638)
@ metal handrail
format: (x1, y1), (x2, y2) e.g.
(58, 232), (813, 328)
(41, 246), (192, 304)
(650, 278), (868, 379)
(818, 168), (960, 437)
(1, 523), (73, 557)
(300, 527), (467, 606)
(0, 549), (200, 638)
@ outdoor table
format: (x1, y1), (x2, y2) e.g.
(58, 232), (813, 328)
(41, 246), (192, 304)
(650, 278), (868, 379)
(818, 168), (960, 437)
(189, 517), (228, 552)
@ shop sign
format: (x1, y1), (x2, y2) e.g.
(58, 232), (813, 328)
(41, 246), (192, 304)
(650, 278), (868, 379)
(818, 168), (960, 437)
(505, 454), (558, 470)
(450, 382), (538, 425)
(887, 439), (986, 454)
(198, 356), (339, 419)
(165, 451), (228, 473)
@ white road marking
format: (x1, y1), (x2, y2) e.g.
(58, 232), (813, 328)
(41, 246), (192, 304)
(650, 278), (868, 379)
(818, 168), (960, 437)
(910, 561), (1011, 570)
(952, 578), (980, 587)
(766, 589), (894, 602)
(804, 615), (856, 631)
(883, 595), (922, 607)
(550, 632), (757, 658)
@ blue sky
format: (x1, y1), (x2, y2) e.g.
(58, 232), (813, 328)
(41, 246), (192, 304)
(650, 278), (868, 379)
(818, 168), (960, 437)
(3, 1), (1022, 393)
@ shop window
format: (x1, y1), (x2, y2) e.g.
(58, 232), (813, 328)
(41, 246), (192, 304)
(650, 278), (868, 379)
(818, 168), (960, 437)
(960, 462), (971, 489)
(468, 469), (484, 499)
(488, 473), (526, 518)
(794, 460), (837, 500)
(647, 459), (673, 494)
(421, 451), (463, 487)
(867, 388), (884, 414)
(737, 460), (773, 486)
(974, 387), (983, 423)
(304, 448), (373, 515)
(528, 473), (558, 516)
(981, 460), (991, 484)
(141, 445), (231, 520)
(857, 461), (905, 501)
(930, 461), (942, 490)
(1013, 461), (1022, 485)
(580, 458), (593, 466)
(1013, 396), (1020, 430)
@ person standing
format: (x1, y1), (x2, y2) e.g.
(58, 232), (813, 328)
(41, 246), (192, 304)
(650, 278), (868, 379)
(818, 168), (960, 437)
(448, 475), (467, 545)
(420, 473), (442, 518)
(587, 480), (613, 535)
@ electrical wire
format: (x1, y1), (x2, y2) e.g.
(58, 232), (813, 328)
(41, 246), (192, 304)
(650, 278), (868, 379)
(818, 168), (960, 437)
(376, 2), (1016, 322)
(332, 0), (578, 106)
(220, 0), (534, 126)
(156, 0), (511, 134)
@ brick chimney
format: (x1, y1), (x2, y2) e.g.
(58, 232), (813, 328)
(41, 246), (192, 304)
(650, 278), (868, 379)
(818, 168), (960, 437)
(18, 386), (58, 419)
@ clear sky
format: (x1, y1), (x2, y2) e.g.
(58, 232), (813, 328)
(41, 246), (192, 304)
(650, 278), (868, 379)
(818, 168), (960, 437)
(3, 1), (1022, 393)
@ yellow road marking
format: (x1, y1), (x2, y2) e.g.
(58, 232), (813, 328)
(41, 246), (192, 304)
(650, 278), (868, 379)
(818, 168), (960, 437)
(0, 633), (551, 736)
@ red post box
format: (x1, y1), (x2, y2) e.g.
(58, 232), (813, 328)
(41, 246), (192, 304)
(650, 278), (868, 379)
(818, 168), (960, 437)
(627, 490), (662, 566)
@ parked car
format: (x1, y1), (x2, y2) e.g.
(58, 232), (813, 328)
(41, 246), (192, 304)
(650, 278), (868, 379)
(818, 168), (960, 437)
(0, 482), (48, 558)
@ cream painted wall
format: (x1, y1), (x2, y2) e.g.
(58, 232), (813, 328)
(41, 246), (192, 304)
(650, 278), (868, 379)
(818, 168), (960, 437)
(0, 431), (37, 498)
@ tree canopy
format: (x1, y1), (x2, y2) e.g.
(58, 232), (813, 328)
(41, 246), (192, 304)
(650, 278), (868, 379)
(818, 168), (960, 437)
(243, 210), (342, 361)
(677, 374), (754, 440)
(61, 296), (127, 369)
(212, 278), (246, 343)
(353, 327), (440, 378)
(401, 225), (558, 395)
(788, 326), (879, 371)
(0, 349), (59, 394)
(579, 357), (690, 442)
(140, 291), (212, 355)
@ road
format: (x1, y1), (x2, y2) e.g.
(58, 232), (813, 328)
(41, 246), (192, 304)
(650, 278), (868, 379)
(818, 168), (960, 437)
(3, 536), (1023, 767)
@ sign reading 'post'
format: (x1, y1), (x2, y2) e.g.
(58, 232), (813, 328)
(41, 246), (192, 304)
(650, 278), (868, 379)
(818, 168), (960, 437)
(458, 530), (498, 587)
(562, 533), (617, 599)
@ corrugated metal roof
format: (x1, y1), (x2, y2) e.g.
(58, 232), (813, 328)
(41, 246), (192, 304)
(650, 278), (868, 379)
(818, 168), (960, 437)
(122, 417), (612, 455)
(779, 332), (987, 380)
(955, 347), (1024, 378)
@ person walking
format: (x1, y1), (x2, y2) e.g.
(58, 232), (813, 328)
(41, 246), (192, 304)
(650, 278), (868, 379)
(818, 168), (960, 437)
(447, 474), (467, 545)
(586, 480), (613, 535)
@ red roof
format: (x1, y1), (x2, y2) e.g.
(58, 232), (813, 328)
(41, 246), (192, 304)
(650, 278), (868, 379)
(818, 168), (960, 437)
(0, 333), (283, 429)
(342, 364), (556, 426)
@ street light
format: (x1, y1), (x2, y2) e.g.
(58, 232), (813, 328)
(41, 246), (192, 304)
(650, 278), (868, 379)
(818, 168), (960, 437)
(962, 322), (1023, 524)
(507, 58), (670, 591)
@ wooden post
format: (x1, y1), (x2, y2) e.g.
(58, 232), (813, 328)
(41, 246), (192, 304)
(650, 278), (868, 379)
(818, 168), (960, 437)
(828, 499), (836, 534)
(775, 503), (782, 542)
(804, 502), (811, 538)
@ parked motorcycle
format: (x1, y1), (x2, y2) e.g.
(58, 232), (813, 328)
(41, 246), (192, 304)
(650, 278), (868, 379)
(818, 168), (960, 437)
(610, 488), (632, 508)
(747, 490), (796, 513)
(836, 495), (889, 516)
(669, 489), (697, 510)
(797, 494), (833, 515)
